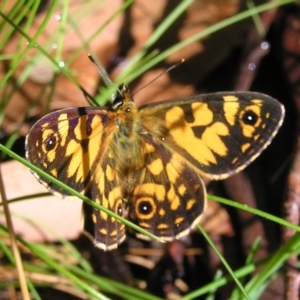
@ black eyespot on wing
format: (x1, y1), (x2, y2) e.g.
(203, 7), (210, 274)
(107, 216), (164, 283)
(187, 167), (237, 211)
(45, 135), (57, 151)
(242, 110), (258, 126)
(138, 200), (153, 216)
(117, 203), (123, 216)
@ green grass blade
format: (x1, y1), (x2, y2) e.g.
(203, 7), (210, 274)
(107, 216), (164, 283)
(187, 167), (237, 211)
(209, 194), (300, 233)
(0, 143), (163, 243)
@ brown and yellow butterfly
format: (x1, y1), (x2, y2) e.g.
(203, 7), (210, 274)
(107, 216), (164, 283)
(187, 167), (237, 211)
(25, 78), (285, 251)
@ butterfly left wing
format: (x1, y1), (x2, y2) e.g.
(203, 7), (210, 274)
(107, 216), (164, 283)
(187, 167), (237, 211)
(26, 107), (116, 196)
(26, 107), (126, 251)
(82, 152), (126, 251)
(139, 92), (285, 180)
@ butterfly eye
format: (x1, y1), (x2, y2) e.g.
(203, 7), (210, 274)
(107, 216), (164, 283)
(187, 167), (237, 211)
(241, 110), (258, 126)
(45, 135), (57, 151)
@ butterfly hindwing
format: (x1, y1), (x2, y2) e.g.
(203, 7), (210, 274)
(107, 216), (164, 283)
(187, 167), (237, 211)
(82, 152), (126, 251)
(126, 134), (206, 240)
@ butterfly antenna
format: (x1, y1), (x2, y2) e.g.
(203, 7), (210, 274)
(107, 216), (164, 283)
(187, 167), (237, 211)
(88, 53), (122, 94)
(132, 59), (185, 96)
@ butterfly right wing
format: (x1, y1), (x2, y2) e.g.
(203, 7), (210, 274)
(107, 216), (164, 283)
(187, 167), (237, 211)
(126, 134), (206, 241)
(26, 107), (126, 250)
(139, 92), (284, 180)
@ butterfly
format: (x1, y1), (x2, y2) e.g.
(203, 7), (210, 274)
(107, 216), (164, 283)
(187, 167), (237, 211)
(25, 76), (285, 251)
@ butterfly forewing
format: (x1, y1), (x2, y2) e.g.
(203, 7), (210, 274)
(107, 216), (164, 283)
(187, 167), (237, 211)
(139, 92), (285, 180)
(26, 107), (115, 196)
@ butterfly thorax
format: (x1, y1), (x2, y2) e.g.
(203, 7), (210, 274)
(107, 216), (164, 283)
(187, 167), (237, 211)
(112, 86), (146, 179)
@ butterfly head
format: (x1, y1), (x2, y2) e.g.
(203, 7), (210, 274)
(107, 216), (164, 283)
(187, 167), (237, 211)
(112, 84), (133, 111)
